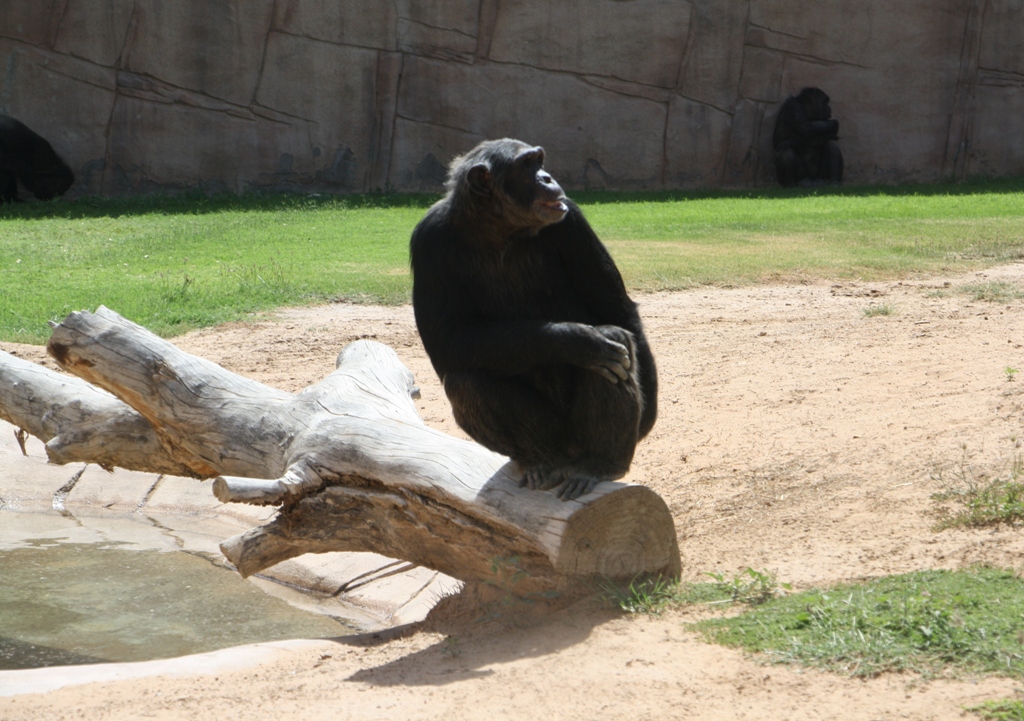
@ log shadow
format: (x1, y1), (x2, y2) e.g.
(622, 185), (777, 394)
(339, 600), (618, 687)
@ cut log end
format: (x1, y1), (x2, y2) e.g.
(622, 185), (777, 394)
(558, 484), (681, 582)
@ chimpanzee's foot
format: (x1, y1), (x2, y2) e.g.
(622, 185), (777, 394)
(554, 472), (602, 501)
(518, 464), (607, 501)
(518, 464), (565, 491)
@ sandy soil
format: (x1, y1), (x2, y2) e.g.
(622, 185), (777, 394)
(4, 264), (1024, 720)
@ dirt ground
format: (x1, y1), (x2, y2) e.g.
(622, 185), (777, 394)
(4, 263), (1024, 720)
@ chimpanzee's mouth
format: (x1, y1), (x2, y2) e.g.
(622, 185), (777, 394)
(541, 199), (568, 213)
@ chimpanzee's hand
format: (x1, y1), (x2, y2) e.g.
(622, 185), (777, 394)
(585, 334), (630, 383)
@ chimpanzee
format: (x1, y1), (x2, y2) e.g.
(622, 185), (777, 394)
(773, 87), (843, 188)
(410, 138), (657, 501)
(0, 115), (75, 202)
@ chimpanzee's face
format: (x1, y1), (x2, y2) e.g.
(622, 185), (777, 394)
(508, 146), (567, 226)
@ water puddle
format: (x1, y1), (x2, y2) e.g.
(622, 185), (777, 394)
(0, 510), (359, 670)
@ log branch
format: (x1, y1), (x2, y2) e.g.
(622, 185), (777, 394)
(0, 348), (194, 475)
(0, 307), (680, 597)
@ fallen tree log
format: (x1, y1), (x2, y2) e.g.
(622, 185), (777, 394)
(0, 306), (680, 598)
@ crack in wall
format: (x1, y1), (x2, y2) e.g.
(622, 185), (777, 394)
(943, 0), (985, 179)
(747, 22), (806, 42)
(772, 51), (871, 71)
(978, 68), (1024, 87)
(580, 76), (673, 102)
(51, 466), (87, 512)
(475, 0), (498, 60)
(397, 18), (477, 40)
(47, 0), (69, 49)
(268, 28), (395, 55)
(136, 474), (165, 511)
(37, 64), (115, 93)
(100, 1), (140, 195)
(251, 0), (277, 107)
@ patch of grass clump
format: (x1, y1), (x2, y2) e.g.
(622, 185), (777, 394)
(960, 281), (1024, 303)
(694, 568), (1024, 679)
(969, 698), (1024, 721)
(932, 453), (1024, 529)
(863, 303), (898, 317)
(600, 575), (688, 615)
(602, 567), (787, 614)
(703, 567), (790, 605)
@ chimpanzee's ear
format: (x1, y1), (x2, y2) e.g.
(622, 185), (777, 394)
(466, 164), (492, 196)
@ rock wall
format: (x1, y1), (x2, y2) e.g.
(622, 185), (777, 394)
(1, 0), (1021, 195)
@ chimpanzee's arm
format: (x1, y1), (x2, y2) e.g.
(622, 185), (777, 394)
(790, 103), (839, 143)
(555, 203), (659, 437)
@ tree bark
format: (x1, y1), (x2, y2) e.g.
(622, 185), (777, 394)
(1, 307), (680, 598)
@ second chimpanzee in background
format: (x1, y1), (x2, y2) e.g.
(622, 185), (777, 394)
(410, 138), (657, 501)
(0, 114), (75, 203)
(773, 87), (843, 188)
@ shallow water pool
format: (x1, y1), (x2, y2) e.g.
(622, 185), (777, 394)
(0, 511), (358, 670)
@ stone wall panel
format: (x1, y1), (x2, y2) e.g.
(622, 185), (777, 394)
(0, 1), (59, 47)
(397, 0), (479, 61)
(723, 99), (765, 184)
(738, 47), (783, 104)
(967, 83), (1024, 178)
(678, 0), (746, 112)
(126, 0), (274, 107)
(665, 96), (732, 187)
(747, 0), (874, 65)
(54, 0), (134, 67)
(105, 95), (317, 194)
(396, 57), (667, 190)
(272, 0), (397, 50)
(255, 32), (378, 190)
(388, 118), (482, 192)
(979, 0), (1024, 76)
(489, 0), (691, 87)
(366, 52), (404, 192)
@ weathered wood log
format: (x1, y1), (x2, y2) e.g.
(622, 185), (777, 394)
(0, 349), (193, 475)
(1, 306), (680, 598)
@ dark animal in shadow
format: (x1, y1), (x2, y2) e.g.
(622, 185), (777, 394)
(773, 87), (843, 187)
(0, 115), (74, 202)
(410, 138), (657, 501)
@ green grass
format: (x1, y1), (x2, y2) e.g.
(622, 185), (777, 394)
(599, 575), (687, 614)
(932, 453), (1024, 529)
(601, 567), (788, 614)
(863, 303), (899, 317)
(960, 281), (1024, 303)
(969, 698), (1024, 720)
(2, 177), (1024, 343)
(693, 568), (1024, 679)
(0, 192), (429, 343)
(577, 177), (1024, 290)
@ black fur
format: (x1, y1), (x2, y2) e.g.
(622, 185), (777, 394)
(410, 138), (657, 500)
(773, 87), (843, 188)
(0, 115), (74, 202)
